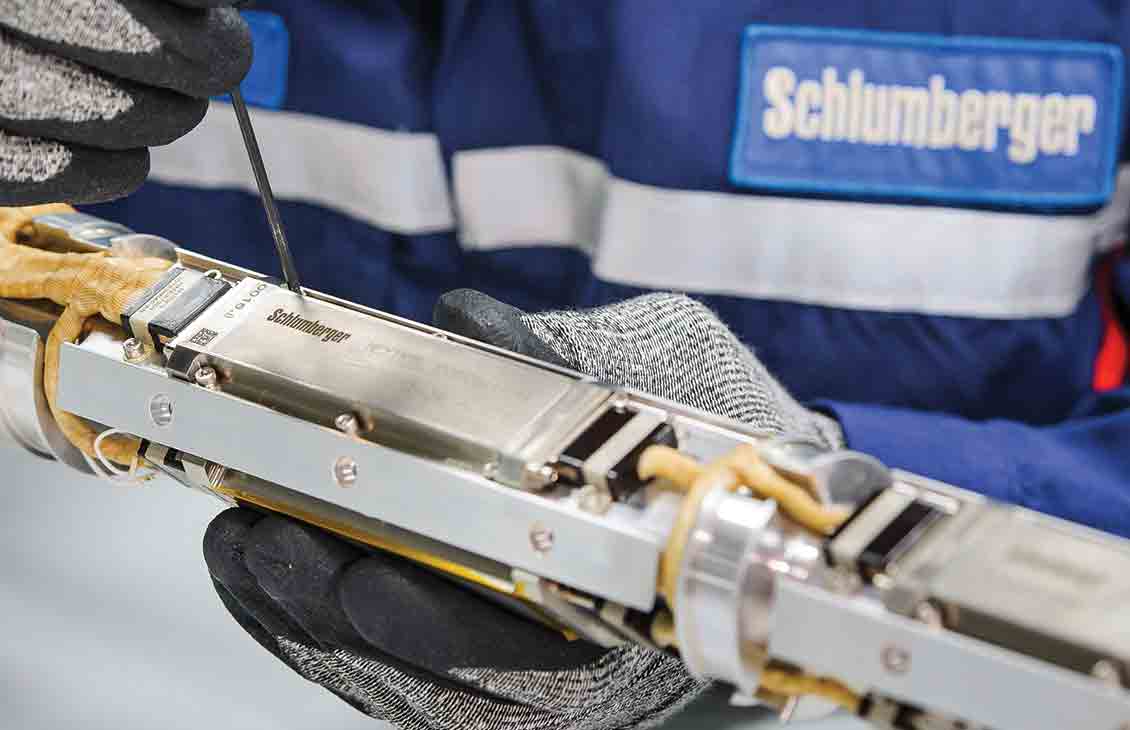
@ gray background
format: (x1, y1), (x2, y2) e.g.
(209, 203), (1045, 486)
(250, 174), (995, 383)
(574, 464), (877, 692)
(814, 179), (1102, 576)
(0, 443), (864, 730)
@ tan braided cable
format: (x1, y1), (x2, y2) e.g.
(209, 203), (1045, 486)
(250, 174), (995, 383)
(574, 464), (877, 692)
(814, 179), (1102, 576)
(0, 206), (172, 464)
(639, 444), (861, 711)
(640, 441), (849, 624)
(640, 443), (850, 537)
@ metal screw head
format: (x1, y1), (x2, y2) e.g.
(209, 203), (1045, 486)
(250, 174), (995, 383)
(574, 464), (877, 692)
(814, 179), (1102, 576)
(148, 394), (174, 427)
(194, 366), (219, 390)
(521, 463), (559, 491)
(122, 338), (147, 363)
(333, 457), (359, 487)
(529, 523), (555, 554)
(334, 413), (360, 435)
(1092, 659), (1123, 687)
(914, 601), (944, 628)
(880, 645), (911, 675)
(576, 485), (613, 515)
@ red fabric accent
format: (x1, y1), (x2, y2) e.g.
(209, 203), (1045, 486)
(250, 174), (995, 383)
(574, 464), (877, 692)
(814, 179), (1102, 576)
(1093, 247), (1128, 392)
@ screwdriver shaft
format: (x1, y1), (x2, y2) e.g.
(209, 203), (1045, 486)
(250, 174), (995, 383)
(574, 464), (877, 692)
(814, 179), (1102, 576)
(229, 87), (303, 294)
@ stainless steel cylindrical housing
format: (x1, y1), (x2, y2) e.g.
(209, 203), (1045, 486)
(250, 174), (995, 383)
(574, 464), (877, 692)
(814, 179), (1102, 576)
(0, 301), (90, 473)
(674, 487), (825, 693)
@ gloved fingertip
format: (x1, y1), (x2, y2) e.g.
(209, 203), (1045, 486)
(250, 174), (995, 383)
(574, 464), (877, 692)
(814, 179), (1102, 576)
(203, 506), (260, 549)
(434, 289), (568, 367)
(202, 507), (262, 580)
(203, 7), (254, 96)
(203, 511), (329, 654)
(243, 515), (361, 601)
(0, 143), (149, 207)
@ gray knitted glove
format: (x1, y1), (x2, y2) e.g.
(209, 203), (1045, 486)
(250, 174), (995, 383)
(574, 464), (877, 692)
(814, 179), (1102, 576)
(436, 290), (844, 449)
(204, 290), (841, 730)
(205, 510), (707, 730)
(0, 1), (251, 204)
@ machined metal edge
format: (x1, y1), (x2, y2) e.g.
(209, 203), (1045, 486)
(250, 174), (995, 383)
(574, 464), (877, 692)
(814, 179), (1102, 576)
(58, 331), (668, 610)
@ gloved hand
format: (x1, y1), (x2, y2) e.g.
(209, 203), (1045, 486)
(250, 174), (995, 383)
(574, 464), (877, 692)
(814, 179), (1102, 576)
(0, 1), (251, 205)
(204, 291), (842, 730)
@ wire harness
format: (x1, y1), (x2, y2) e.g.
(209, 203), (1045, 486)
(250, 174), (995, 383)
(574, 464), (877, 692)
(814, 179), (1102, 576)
(0, 204), (171, 464)
(639, 442), (861, 713)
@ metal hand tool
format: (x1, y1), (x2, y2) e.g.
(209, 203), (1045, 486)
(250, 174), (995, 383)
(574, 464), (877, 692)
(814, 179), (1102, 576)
(229, 87), (303, 294)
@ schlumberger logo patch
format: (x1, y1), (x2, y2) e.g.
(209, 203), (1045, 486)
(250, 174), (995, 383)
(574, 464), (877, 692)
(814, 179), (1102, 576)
(266, 309), (353, 343)
(761, 68), (1098, 164)
(730, 27), (1123, 209)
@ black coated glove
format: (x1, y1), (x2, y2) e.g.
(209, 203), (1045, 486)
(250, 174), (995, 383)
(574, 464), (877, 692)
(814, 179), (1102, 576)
(204, 290), (843, 730)
(0, 1), (251, 205)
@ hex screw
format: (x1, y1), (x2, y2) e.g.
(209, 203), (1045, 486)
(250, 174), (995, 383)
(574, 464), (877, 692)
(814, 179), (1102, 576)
(521, 463), (559, 491)
(881, 645), (911, 675)
(529, 523), (555, 554)
(122, 338), (147, 363)
(914, 601), (944, 628)
(576, 485), (612, 515)
(535, 464), (558, 486)
(1092, 659), (1123, 688)
(333, 457), (359, 487)
(194, 366), (219, 390)
(334, 413), (360, 435)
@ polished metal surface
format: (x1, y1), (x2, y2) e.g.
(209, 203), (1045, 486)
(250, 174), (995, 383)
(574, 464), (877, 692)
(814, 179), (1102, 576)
(193, 366), (219, 390)
(887, 474), (1130, 677)
(675, 488), (823, 693)
(29, 210), (1130, 729)
(676, 488), (779, 693)
(122, 338), (147, 364)
(58, 331), (670, 610)
(769, 578), (1130, 730)
(0, 319), (52, 457)
(31, 211), (178, 263)
(32, 211), (133, 247)
(0, 313), (89, 472)
(165, 282), (612, 487)
(108, 234), (179, 263)
(759, 436), (891, 508)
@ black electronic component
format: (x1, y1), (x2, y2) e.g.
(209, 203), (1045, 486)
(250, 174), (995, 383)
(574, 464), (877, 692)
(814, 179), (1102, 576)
(826, 489), (945, 580)
(856, 500), (942, 578)
(554, 408), (634, 485)
(554, 406), (678, 501)
(147, 275), (231, 347)
(119, 266), (182, 333)
(604, 422), (677, 500)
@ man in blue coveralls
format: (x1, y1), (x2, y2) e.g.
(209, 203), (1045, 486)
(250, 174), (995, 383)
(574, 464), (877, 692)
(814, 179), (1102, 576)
(1, 2), (1129, 727)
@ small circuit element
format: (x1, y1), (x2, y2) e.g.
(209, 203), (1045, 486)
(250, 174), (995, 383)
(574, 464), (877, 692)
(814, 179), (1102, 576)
(120, 266), (231, 350)
(553, 406), (677, 501)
